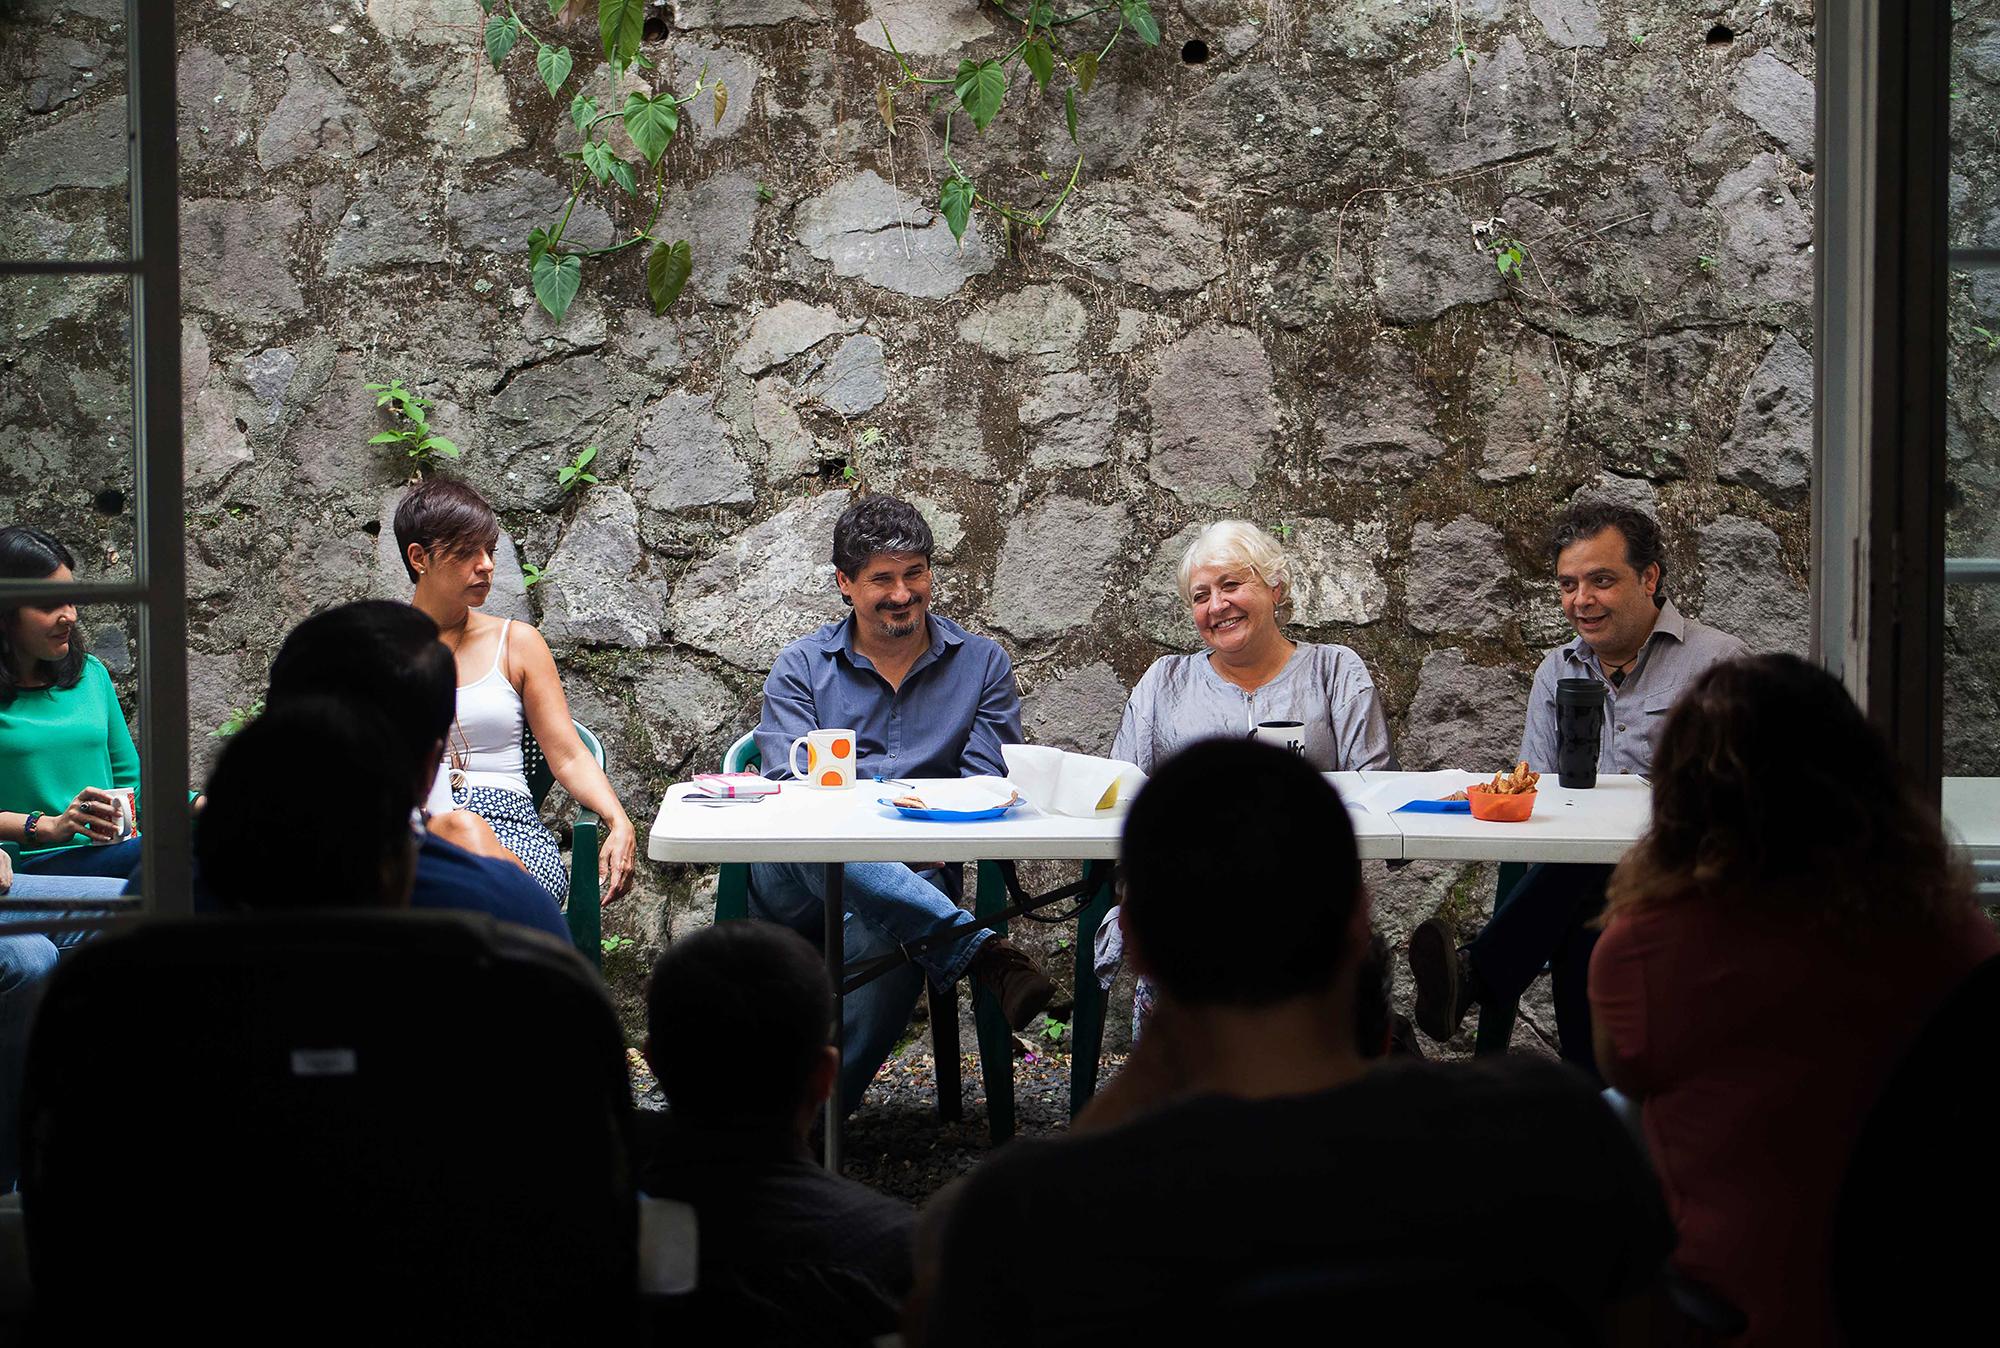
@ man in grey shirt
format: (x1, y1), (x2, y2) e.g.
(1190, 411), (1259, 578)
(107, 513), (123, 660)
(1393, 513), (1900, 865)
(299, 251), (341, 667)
(1407, 502), (1748, 1075)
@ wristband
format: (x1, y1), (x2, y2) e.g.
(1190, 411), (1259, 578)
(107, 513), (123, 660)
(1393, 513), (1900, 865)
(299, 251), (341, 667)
(22, 812), (42, 845)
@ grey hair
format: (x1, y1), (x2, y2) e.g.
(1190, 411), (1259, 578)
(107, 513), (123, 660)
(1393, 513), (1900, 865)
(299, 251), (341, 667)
(1176, 521), (1294, 622)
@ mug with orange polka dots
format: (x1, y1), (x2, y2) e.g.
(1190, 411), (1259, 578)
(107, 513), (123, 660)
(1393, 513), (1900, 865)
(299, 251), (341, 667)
(789, 728), (858, 788)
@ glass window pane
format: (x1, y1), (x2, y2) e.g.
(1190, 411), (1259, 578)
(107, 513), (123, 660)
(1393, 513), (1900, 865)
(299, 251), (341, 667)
(1946, 10), (2000, 785)
(0, 275), (135, 581)
(0, 0), (131, 263)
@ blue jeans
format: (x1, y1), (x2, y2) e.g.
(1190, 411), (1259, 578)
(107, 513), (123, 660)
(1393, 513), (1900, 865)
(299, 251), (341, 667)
(1, 875), (127, 1188)
(14, 838), (144, 880)
(749, 861), (993, 1116)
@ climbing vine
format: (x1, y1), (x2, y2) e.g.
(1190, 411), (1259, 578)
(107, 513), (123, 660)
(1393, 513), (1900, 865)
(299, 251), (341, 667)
(877, 0), (1162, 242)
(475, 0), (719, 322)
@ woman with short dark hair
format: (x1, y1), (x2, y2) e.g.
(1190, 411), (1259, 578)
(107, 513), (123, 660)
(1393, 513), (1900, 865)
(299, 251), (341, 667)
(0, 525), (143, 879)
(1590, 654), (1999, 1344)
(394, 478), (636, 903)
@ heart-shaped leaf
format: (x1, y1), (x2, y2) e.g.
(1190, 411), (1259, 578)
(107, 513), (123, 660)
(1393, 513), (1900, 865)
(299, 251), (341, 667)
(1072, 50), (1099, 96)
(1120, 0), (1161, 46)
(623, 91), (680, 166)
(581, 139), (616, 186)
(598, 0), (645, 71)
(527, 226), (551, 270)
(1023, 38), (1054, 92)
(953, 59), (1007, 133)
(608, 156), (637, 196)
(647, 239), (693, 314)
(536, 43), (573, 98)
(483, 14), (520, 70)
(569, 92), (599, 133)
(939, 175), (975, 243)
(532, 250), (583, 321)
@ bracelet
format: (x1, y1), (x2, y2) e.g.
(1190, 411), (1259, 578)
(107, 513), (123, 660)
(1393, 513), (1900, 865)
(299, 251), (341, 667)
(22, 811), (42, 845)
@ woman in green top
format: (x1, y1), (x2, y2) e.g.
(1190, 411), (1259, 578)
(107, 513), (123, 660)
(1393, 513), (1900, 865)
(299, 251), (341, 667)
(0, 526), (141, 879)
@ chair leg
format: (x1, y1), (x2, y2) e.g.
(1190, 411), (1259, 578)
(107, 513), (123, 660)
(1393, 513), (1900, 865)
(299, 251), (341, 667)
(567, 818), (602, 967)
(715, 863), (750, 923)
(929, 981), (962, 1123)
(1068, 861), (1115, 1118)
(973, 861), (1015, 1144)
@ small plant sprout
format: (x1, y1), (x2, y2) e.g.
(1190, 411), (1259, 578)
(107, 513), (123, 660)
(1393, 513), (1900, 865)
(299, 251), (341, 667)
(1494, 239), (1526, 278)
(601, 934), (635, 955)
(558, 445), (600, 493)
(1628, 31), (1647, 49)
(1698, 254), (1718, 274)
(1041, 1016), (1069, 1044)
(212, 698), (265, 740)
(755, 181), (775, 203)
(365, 379), (459, 472)
(1973, 325), (2000, 354)
(1273, 521), (1295, 542)
(521, 562), (547, 589)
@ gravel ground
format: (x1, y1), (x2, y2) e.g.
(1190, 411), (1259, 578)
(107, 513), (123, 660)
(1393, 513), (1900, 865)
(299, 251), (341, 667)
(629, 1030), (1127, 1207)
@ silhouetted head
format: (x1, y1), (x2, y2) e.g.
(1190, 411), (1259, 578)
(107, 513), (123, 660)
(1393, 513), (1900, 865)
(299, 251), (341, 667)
(1120, 739), (1365, 1008)
(266, 601), (454, 796)
(197, 695), (418, 912)
(645, 921), (836, 1129)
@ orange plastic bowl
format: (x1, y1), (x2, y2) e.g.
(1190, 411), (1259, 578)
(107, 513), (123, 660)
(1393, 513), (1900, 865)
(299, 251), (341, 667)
(1467, 787), (1537, 823)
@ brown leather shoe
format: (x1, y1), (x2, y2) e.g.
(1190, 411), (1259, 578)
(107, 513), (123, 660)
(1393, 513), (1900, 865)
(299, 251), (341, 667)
(967, 937), (1056, 1031)
(1407, 918), (1478, 1042)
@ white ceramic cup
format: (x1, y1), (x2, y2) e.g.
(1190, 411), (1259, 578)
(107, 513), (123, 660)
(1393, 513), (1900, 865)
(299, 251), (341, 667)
(98, 787), (136, 843)
(789, 728), (858, 788)
(1252, 721), (1307, 757)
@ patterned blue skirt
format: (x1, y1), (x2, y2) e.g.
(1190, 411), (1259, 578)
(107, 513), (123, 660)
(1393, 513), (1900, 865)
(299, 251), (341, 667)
(454, 784), (566, 902)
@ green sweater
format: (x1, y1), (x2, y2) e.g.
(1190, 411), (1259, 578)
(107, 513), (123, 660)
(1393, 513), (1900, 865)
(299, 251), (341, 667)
(0, 655), (140, 859)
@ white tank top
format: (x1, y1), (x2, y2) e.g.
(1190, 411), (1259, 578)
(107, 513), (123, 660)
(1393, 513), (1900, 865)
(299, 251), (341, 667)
(451, 619), (531, 798)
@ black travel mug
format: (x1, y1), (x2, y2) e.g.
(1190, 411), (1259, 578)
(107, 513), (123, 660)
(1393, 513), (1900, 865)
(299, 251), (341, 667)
(1555, 678), (1607, 789)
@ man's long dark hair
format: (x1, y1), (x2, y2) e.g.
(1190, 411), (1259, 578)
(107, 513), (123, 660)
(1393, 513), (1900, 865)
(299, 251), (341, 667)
(0, 525), (85, 706)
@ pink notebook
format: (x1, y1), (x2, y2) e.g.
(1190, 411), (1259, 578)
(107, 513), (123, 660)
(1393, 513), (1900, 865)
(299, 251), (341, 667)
(692, 772), (781, 798)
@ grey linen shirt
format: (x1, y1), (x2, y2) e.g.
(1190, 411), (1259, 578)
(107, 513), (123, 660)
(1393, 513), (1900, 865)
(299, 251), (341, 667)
(1110, 643), (1398, 773)
(1519, 597), (1748, 776)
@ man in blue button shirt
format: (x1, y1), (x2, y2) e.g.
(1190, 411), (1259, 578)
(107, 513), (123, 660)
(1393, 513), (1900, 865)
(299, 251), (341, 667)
(752, 495), (1056, 1115)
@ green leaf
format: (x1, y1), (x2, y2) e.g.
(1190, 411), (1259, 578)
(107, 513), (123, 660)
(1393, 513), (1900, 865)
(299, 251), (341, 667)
(581, 139), (617, 186)
(622, 91), (680, 166)
(939, 175), (974, 243)
(569, 92), (599, 133)
(1119, 0), (1161, 46)
(953, 59), (1008, 133)
(1072, 50), (1099, 96)
(598, 0), (645, 70)
(607, 156), (637, 196)
(1028, 1), (1055, 29)
(1023, 38), (1054, 92)
(1064, 87), (1078, 143)
(420, 436), (459, 457)
(532, 250), (583, 321)
(527, 225), (551, 271)
(546, 0), (566, 17)
(483, 14), (520, 71)
(477, 0), (496, 12)
(367, 431), (405, 445)
(521, 562), (545, 589)
(646, 239), (692, 314)
(576, 446), (599, 469)
(536, 43), (573, 98)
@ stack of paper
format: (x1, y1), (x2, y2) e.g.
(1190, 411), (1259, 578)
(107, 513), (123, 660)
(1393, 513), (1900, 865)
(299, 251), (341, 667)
(1346, 771), (1488, 815)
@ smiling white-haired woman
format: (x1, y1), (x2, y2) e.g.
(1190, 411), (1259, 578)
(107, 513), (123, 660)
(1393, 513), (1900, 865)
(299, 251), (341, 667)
(1110, 520), (1395, 774)
(1102, 521), (1397, 1032)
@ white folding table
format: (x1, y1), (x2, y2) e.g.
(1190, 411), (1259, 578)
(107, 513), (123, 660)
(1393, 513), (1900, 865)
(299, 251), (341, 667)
(1352, 772), (1655, 864)
(1942, 777), (2000, 863)
(648, 779), (1128, 1169)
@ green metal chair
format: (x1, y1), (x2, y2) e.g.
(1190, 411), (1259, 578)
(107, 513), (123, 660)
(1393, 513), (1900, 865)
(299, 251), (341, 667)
(714, 732), (1115, 1141)
(524, 719), (605, 967)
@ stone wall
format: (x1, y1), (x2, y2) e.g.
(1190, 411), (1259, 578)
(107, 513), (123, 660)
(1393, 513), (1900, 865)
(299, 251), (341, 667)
(2, 0), (1825, 1043)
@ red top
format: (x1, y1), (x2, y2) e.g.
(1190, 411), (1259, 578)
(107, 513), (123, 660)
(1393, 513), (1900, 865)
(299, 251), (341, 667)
(1590, 897), (1998, 1346)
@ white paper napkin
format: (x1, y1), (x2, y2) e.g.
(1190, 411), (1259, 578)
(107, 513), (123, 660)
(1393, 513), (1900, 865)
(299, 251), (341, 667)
(1348, 771), (1488, 815)
(1001, 745), (1147, 817)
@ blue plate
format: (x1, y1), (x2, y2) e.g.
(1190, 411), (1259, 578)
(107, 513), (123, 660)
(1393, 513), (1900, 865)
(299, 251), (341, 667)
(1394, 799), (1471, 814)
(878, 796), (1024, 823)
